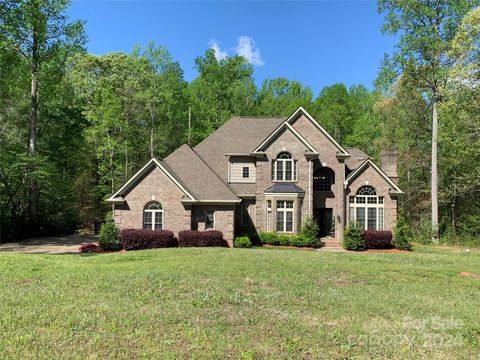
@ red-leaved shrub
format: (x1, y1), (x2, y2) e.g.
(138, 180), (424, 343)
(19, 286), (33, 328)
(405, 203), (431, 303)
(363, 230), (393, 249)
(120, 229), (177, 251)
(178, 230), (226, 247)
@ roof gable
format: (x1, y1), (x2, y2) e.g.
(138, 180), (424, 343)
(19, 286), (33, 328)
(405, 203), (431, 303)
(107, 158), (196, 202)
(253, 121), (318, 153)
(345, 159), (403, 194)
(287, 107), (350, 155)
(253, 107), (350, 156)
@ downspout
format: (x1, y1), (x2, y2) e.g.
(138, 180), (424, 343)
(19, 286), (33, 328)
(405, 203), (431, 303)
(308, 159), (312, 215)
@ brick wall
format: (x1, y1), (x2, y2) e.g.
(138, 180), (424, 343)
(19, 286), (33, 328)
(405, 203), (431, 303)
(113, 166), (191, 235)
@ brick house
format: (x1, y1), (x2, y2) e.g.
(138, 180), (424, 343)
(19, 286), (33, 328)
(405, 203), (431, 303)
(107, 107), (402, 245)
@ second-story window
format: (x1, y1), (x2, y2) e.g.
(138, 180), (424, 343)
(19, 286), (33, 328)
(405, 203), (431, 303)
(272, 152), (296, 181)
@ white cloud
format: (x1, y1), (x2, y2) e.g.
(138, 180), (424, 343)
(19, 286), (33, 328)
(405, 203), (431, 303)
(208, 39), (228, 61)
(235, 36), (265, 66)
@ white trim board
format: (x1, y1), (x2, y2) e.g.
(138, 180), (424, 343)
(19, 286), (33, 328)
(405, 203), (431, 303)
(106, 158), (196, 203)
(344, 159), (403, 194)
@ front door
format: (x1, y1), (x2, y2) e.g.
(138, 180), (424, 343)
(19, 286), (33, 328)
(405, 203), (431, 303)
(313, 208), (333, 238)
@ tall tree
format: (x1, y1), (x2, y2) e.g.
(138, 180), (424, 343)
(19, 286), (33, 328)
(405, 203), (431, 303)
(188, 49), (256, 144)
(0, 0), (85, 225)
(254, 78), (313, 116)
(377, 0), (479, 242)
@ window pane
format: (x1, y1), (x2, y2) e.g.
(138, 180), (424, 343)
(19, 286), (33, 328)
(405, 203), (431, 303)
(293, 160), (297, 181)
(276, 211), (284, 232)
(349, 206), (355, 220)
(378, 208), (384, 230)
(367, 208), (377, 230)
(349, 197), (355, 203)
(285, 201), (293, 209)
(242, 167), (249, 178)
(356, 197), (365, 204)
(285, 160), (292, 180)
(154, 212), (163, 230)
(367, 196), (377, 204)
(379, 197), (384, 204)
(276, 161), (283, 180)
(205, 211), (214, 229)
(356, 207), (365, 229)
(143, 212), (152, 229)
(277, 201), (285, 209)
(267, 200), (272, 210)
(286, 211), (293, 232)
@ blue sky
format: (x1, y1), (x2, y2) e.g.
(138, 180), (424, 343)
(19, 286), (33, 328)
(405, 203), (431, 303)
(68, 1), (396, 95)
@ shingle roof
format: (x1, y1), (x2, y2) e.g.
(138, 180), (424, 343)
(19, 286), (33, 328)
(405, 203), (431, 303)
(194, 117), (285, 181)
(345, 147), (370, 170)
(264, 183), (305, 196)
(164, 144), (239, 201)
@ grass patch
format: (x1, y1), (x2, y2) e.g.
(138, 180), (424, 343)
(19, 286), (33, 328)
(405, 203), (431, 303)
(0, 246), (479, 358)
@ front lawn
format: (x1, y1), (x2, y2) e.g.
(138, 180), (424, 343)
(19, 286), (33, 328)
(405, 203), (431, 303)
(0, 246), (479, 359)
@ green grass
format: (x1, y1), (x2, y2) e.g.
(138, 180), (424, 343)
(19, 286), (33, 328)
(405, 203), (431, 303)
(1, 246), (479, 359)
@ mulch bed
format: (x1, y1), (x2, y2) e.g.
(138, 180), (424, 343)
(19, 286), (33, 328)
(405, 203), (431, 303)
(366, 249), (412, 252)
(79, 242), (125, 254)
(262, 244), (315, 250)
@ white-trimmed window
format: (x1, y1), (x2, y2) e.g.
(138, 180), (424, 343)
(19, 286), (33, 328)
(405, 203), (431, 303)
(276, 200), (294, 232)
(143, 201), (163, 230)
(242, 166), (249, 178)
(349, 186), (384, 230)
(272, 152), (297, 181)
(205, 210), (215, 230)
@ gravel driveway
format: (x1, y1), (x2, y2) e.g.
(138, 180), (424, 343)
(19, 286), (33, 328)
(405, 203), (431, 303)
(0, 235), (97, 254)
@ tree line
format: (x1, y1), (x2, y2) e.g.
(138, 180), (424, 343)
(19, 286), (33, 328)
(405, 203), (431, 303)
(1, 0), (479, 244)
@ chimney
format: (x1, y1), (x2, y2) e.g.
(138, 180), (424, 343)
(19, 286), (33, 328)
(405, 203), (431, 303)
(381, 148), (398, 184)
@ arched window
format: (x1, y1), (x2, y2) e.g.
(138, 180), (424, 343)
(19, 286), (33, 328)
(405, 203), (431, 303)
(349, 186), (384, 230)
(313, 168), (334, 192)
(272, 152), (297, 181)
(143, 201), (163, 230)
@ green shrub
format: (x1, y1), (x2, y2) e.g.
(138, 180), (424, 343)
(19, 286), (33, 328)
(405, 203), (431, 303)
(343, 222), (365, 251)
(393, 217), (413, 251)
(258, 231), (279, 245)
(258, 231), (318, 247)
(99, 221), (121, 250)
(300, 215), (319, 242)
(234, 236), (252, 248)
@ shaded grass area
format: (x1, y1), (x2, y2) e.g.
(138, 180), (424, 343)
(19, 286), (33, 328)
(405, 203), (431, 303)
(0, 246), (479, 359)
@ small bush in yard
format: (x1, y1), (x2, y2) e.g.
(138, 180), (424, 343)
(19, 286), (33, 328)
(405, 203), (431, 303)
(300, 215), (319, 242)
(234, 236), (252, 248)
(393, 217), (413, 250)
(363, 230), (393, 249)
(343, 222), (364, 251)
(258, 231), (279, 245)
(99, 222), (121, 250)
(120, 229), (177, 250)
(178, 230), (226, 247)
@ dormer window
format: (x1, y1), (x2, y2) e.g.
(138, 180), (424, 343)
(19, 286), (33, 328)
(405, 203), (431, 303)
(272, 152), (297, 181)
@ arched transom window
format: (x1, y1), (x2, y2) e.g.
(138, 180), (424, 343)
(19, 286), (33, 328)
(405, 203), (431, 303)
(313, 168), (334, 192)
(272, 152), (297, 181)
(143, 201), (163, 230)
(349, 186), (384, 230)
